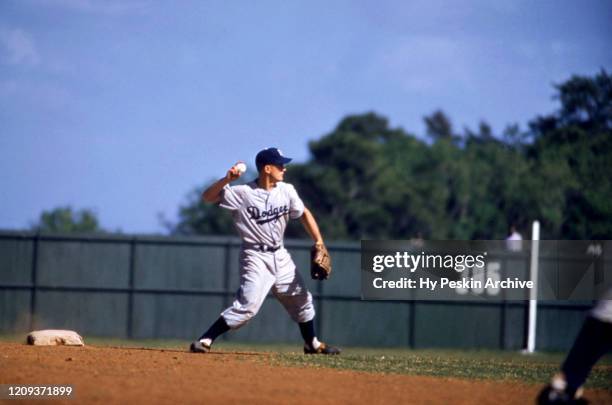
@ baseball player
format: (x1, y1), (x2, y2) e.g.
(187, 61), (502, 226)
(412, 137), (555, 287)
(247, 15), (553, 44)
(537, 288), (612, 404)
(189, 147), (340, 355)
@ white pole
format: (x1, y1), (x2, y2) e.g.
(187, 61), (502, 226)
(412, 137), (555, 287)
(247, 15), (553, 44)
(526, 220), (540, 353)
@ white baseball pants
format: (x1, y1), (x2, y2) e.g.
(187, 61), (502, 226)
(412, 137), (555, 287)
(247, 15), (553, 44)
(221, 248), (315, 329)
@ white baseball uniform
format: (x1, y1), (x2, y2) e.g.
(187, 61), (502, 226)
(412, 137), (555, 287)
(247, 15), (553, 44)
(217, 180), (315, 329)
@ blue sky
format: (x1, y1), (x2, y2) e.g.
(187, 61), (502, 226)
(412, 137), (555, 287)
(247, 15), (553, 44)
(1, 0), (611, 233)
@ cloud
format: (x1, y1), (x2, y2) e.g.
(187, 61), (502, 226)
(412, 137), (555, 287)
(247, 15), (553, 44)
(0, 28), (40, 66)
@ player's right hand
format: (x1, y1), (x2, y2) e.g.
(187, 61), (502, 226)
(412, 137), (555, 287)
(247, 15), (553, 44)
(225, 163), (243, 182)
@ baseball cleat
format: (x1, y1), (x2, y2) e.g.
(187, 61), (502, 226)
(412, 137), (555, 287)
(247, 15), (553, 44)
(304, 342), (341, 355)
(537, 373), (588, 405)
(537, 385), (589, 405)
(189, 340), (211, 353)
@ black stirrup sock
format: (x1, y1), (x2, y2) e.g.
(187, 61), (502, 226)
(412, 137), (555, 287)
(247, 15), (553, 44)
(299, 320), (316, 347)
(199, 316), (230, 342)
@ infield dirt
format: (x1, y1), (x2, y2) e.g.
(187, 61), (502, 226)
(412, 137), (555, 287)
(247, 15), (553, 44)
(1, 342), (610, 404)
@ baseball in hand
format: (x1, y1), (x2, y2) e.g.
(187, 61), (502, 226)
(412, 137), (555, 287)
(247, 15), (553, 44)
(235, 162), (247, 174)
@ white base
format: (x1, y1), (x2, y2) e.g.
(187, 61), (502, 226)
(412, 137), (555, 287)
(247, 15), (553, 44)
(27, 329), (85, 346)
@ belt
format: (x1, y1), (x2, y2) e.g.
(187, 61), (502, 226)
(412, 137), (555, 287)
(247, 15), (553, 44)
(243, 243), (282, 253)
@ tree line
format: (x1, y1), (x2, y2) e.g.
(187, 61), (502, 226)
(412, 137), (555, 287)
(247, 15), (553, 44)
(34, 70), (612, 240)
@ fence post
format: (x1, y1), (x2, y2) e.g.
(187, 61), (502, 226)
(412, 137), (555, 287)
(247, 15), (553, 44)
(525, 220), (540, 353)
(499, 256), (507, 350)
(316, 278), (324, 339)
(127, 237), (136, 339)
(408, 301), (416, 348)
(29, 232), (40, 331)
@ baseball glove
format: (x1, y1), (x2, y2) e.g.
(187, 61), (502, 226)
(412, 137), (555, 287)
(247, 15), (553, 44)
(311, 243), (332, 280)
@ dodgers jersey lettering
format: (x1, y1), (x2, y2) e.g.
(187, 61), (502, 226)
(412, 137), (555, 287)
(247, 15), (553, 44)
(219, 180), (305, 246)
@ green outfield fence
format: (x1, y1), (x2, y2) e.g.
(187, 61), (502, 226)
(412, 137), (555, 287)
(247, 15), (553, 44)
(0, 231), (593, 351)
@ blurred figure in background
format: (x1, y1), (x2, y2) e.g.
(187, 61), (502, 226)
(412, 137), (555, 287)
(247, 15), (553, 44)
(506, 225), (523, 252)
(537, 289), (612, 404)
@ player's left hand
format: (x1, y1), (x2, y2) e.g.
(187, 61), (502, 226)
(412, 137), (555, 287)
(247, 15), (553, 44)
(311, 243), (332, 280)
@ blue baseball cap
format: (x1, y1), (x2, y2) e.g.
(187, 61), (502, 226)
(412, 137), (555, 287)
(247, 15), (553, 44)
(255, 147), (292, 171)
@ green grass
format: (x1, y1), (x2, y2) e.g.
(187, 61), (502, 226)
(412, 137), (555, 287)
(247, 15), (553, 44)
(272, 349), (611, 389)
(2, 334), (610, 390)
